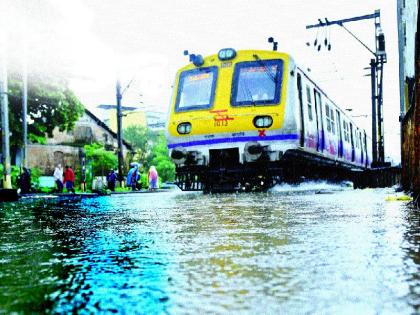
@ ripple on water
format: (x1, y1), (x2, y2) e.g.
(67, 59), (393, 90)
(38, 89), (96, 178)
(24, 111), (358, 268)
(0, 185), (418, 314)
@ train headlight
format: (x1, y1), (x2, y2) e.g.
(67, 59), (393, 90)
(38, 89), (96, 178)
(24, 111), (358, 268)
(253, 116), (273, 128)
(218, 48), (236, 61)
(177, 122), (192, 134)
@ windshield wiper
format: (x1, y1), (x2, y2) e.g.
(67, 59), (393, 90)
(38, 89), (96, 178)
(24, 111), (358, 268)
(252, 54), (277, 84)
(240, 79), (256, 106)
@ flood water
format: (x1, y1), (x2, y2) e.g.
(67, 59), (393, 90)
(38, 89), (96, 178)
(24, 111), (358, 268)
(0, 183), (419, 314)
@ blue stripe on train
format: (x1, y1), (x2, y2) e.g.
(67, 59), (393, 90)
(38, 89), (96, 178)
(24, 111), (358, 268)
(167, 134), (299, 149)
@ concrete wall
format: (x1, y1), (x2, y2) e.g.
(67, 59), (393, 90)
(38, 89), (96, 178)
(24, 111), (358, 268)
(27, 144), (81, 176)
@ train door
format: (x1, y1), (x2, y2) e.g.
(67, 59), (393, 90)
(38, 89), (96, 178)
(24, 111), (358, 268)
(349, 123), (355, 162)
(297, 74), (305, 147)
(336, 110), (343, 158)
(312, 89), (320, 151)
(314, 90), (324, 152)
(363, 131), (368, 167)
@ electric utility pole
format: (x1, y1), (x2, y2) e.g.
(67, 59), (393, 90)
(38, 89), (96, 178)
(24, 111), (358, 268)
(22, 47), (28, 169)
(306, 10), (387, 165)
(0, 42), (12, 189)
(21, 9), (28, 170)
(116, 79), (124, 184)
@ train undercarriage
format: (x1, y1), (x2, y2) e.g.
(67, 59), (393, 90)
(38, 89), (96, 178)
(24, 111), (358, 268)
(173, 148), (375, 193)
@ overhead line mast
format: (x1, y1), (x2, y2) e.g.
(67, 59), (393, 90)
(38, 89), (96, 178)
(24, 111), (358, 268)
(306, 10), (387, 166)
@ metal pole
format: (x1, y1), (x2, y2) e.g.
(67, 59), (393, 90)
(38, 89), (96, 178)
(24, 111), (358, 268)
(22, 7), (28, 170)
(116, 79), (124, 184)
(0, 44), (12, 188)
(80, 148), (86, 192)
(22, 51), (28, 169)
(374, 11), (385, 164)
(377, 60), (385, 163)
(370, 59), (378, 164)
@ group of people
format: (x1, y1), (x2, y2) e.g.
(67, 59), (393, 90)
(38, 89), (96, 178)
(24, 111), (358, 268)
(54, 163), (159, 193)
(124, 164), (159, 191)
(106, 164), (159, 192)
(53, 164), (75, 193)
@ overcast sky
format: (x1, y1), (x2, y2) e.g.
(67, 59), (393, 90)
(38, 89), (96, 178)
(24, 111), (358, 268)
(2, 0), (400, 161)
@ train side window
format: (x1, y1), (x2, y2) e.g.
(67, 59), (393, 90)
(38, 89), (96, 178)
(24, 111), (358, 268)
(361, 134), (364, 151)
(355, 131), (358, 148)
(347, 123), (350, 142)
(356, 131), (359, 148)
(330, 107), (335, 134)
(347, 123), (351, 142)
(343, 121), (349, 142)
(355, 131), (360, 148)
(342, 121), (346, 142)
(306, 85), (313, 121)
(325, 104), (331, 132)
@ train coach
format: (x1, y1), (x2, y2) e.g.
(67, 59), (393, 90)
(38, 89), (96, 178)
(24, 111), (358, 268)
(166, 48), (371, 192)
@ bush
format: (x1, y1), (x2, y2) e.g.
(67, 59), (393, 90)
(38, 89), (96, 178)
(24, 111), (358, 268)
(84, 143), (118, 177)
(31, 167), (42, 190)
(0, 164), (33, 189)
(124, 126), (175, 183)
(38, 186), (55, 194)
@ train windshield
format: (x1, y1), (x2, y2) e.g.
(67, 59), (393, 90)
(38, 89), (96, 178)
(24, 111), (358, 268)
(231, 59), (283, 106)
(175, 67), (218, 112)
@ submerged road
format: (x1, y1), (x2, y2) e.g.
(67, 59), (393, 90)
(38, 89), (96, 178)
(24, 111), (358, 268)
(0, 183), (419, 314)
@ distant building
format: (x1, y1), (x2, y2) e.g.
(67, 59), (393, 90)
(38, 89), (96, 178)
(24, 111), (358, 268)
(24, 108), (133, 175)
(97, 104), (166, 132)
(96, 104), (139, 126)
(398, 0), (419, 193)
(109, 110), (148, 131)
(145, 111), (166, 131)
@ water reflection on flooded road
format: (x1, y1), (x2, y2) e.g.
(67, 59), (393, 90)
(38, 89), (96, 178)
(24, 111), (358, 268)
(0, 183), (419, 314)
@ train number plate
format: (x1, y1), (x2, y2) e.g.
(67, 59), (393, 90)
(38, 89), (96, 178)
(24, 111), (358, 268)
(210, 109), (234, 127)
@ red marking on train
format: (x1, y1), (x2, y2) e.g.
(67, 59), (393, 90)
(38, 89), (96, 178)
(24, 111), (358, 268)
(210, 109), (234, 122)
(258, 129), (266, 137)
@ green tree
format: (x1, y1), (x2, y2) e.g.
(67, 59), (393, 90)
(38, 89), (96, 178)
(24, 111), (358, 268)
(84, 143), (118, 177)
(123, 125), (158, 164)
(6, 72), (84, 151)
(123, 125), (175, 182)
(149, 133), (175, 182)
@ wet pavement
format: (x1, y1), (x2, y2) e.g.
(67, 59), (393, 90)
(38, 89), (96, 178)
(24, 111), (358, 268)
(0, 183), (419, 314)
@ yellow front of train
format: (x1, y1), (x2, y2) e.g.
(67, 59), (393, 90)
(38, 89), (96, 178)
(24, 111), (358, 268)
(166, 48), (297, 191)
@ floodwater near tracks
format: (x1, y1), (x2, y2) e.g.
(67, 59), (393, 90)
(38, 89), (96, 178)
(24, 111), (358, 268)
(0, 183), (419, 314)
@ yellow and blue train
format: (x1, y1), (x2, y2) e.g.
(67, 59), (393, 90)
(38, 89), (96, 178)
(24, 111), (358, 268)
(166, 48), (371, 192)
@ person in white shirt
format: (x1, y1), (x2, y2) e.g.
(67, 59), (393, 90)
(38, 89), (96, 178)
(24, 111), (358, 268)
(53, 164), (63, 193)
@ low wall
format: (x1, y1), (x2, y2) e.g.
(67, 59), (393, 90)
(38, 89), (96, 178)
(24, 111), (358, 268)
(27, 144), (81, 176)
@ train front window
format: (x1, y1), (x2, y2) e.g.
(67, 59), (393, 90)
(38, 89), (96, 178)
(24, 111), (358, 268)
(231, 59), (283, 106)
(175, 66), (218, 112)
